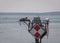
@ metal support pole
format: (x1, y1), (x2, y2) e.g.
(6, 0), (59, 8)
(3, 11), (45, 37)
(35, 38), (42, 43)
(35, 38), (39, 43)
(40, 39), (41, 43)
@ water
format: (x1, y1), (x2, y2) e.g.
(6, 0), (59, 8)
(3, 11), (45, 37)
(0, 12), (60, 43)
(0, 12), (60, 23)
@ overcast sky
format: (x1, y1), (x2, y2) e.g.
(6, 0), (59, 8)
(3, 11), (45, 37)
(0, 0), (60, 13)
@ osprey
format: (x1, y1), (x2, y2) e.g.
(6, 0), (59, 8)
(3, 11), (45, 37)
(19, 17), (49, 43)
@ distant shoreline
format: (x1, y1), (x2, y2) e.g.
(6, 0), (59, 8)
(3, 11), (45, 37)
(0, 12), (60, 16)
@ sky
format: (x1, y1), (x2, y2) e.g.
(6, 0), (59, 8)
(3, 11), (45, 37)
(0, 0), (60, 13)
